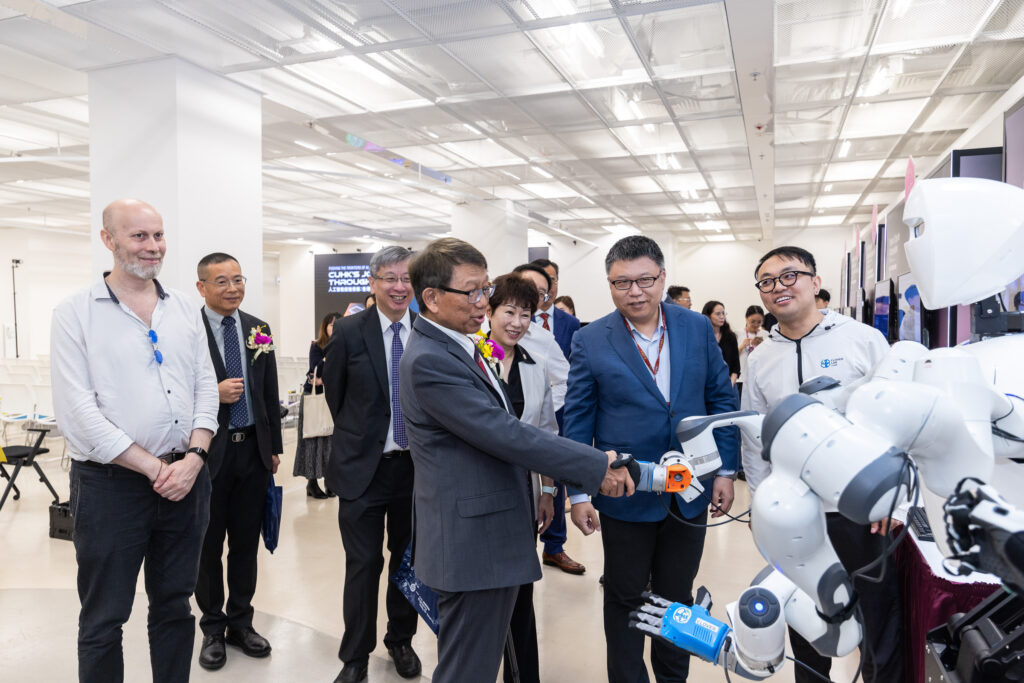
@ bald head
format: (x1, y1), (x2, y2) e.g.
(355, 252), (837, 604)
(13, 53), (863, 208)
(102, 199), (161, 237)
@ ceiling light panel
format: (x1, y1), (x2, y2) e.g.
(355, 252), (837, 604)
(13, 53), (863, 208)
(443, 33), (565, 95)
(917, 92), (1002, 131)
(625, 4), (734, 80)
(680, 116), (747, 151)
(774, 58), (858, 107)
(873, 0), (993, 52)
(375, 45), (491, 100)
(663, 73), (742, 117)
(841, 98), (928, 138)
(289, 57), (430, 112)
(774, 107), (843, 144)
(776, 0), (884, 66)
(946, 39), (1024, 89)
(528, 18), (647, 88)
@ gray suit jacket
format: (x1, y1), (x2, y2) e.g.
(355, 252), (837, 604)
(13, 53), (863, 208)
(399, 316), (608, 592)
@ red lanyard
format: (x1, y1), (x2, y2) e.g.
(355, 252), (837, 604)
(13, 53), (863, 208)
(622, 307), (666, 379)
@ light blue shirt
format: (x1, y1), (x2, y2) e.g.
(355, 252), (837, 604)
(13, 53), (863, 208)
(624, 308), (671, 403)
(203, 306), (254, 428)
(379, 308), (412, 452)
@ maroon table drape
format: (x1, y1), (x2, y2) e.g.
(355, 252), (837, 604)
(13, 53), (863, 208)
(894, 526), (999, 683)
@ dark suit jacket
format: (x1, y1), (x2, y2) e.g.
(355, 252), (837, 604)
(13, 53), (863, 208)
(547, 306), (581, 360)
(399, 316), (608, 592)
(201, 308), (283, 480)
(323, 307), (417, 500)
(564, 303), (739, 522)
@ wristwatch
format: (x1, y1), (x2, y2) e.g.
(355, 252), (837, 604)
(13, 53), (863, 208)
(186, 446), (209, 463)
(540, 485), (558, 496)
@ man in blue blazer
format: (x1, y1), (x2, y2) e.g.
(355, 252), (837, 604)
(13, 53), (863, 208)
(565, 236), (739, 683)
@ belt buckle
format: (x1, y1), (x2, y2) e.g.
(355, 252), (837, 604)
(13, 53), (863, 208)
(231, 432), (246, 443)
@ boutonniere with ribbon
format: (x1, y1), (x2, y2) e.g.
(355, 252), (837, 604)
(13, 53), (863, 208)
(471, 330), (505, 379)
(246, 326), (275, 364)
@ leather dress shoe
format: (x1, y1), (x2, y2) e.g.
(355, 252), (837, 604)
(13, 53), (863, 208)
(334, 660), (368, 683)
(543, 551), (586, 575)
(198, 633), (226, 671)
(387, 642), (422, 679)
(307, 479), (328, 499)
(225, 627), (271, 658)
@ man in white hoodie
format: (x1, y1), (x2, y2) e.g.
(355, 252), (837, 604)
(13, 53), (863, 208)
(740, 246), (902, 683)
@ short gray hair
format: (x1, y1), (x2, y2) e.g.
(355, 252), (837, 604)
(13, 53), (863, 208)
(370, 246), (413, 275)
(605, 235), (665, 273)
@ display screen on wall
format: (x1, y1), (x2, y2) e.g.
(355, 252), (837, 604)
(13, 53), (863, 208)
(873, 279), (892, 341)
(897, 273), (922, 344)
(314, 253), (373, 335)
(954, 147), (1002, 181)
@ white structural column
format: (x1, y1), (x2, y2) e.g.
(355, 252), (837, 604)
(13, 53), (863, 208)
(451, 199), (528, 278)
(88, 57), (263, 312)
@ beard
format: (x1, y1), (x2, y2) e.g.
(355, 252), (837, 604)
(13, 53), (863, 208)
(114, 244), (163, 280)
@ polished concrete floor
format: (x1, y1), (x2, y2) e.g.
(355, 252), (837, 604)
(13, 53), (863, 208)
(0, 428), (860, 682)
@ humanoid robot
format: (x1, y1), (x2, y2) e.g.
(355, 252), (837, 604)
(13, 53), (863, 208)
(617, 177), (1024, 681)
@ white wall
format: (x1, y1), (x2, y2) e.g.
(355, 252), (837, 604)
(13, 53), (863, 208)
(672, 228), (848, 328)
(0, 228), (93, 359)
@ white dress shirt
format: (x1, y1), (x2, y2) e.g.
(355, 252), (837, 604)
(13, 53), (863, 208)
(379, 307), (412, 452)
(420, 316), (509, 411)
(535, 303), (557, 336)
(51, 277), (220, 464)
(202, 306), (254, 428)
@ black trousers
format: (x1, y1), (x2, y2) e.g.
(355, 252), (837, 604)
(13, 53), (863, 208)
(336, 452), (417, 664)
(790, 514), (904, 683)
(195, 436), (270, 635)
(503, 582), (539, 683)
(601, 501), (708, 683)
(70, 460), (211, 683)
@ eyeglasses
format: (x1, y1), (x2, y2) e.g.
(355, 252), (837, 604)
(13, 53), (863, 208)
(200, 276), (247, 289)
(536, 288), (551, 303)
(609, 273), (662, 290)
(438, 283), (496, 304)
(755, 270), (815, 293)
(147, 329), (163, 365)
(373, 274), (411, 285)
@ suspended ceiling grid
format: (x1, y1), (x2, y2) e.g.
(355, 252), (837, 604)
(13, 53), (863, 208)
(0, 0), (1023, 245)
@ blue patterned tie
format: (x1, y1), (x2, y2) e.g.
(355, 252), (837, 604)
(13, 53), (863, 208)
(221, 316), (249, 428)
(390, 321), (408, 449)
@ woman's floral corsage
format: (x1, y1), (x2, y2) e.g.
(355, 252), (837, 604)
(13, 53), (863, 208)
(471, 330), (505, 379)
(246, 326), (275, 364)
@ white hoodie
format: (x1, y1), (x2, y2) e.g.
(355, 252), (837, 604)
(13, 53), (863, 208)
(740, 310), (890, 501)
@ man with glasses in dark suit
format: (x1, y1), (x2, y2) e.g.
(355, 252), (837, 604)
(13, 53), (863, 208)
(194, 252), (283, 671)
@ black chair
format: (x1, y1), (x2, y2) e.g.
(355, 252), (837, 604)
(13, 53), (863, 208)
(0, 427), (59, 512)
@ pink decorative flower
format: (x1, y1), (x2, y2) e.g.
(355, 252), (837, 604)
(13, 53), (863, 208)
(487, 340), (506, 361)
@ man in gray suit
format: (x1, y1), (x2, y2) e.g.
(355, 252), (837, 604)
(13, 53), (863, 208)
(399, 238), (633, 683)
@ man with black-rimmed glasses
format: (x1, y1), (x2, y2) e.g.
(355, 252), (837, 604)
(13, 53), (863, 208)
(51, 198), (219, 683)
(741, 245), (902, 683)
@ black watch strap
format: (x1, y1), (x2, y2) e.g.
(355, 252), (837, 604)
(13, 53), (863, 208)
(186, 446), (209, 462)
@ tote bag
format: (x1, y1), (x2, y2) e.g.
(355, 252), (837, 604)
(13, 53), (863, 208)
(302, 365), (334, 438)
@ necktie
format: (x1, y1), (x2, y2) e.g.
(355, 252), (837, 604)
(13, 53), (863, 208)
(221, 316), (249, 428)
(390, 321), (408, 449)
(540, 312), (550, 331)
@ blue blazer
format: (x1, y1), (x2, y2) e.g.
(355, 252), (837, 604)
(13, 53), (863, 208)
(540, 306), (580, 360)
(564, 304), (739, 522)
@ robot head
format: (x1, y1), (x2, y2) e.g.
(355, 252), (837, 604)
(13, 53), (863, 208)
(903, 177), (1024, 309)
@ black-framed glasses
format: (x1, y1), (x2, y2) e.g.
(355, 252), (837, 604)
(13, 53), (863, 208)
(438, 283), (496, 304)
(609, 272), (662, 291)
(755, 270), (815, 293)
(372, 274), (411, 285)
(200, 276), (247, 289)
(147, 329), (163, 365)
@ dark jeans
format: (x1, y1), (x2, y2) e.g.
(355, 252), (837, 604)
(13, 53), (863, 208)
(195, 436), (270, 635)
(790, 514), (904, 683)
(70, 460), (211, 683)
(601, 501), (708, 683)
